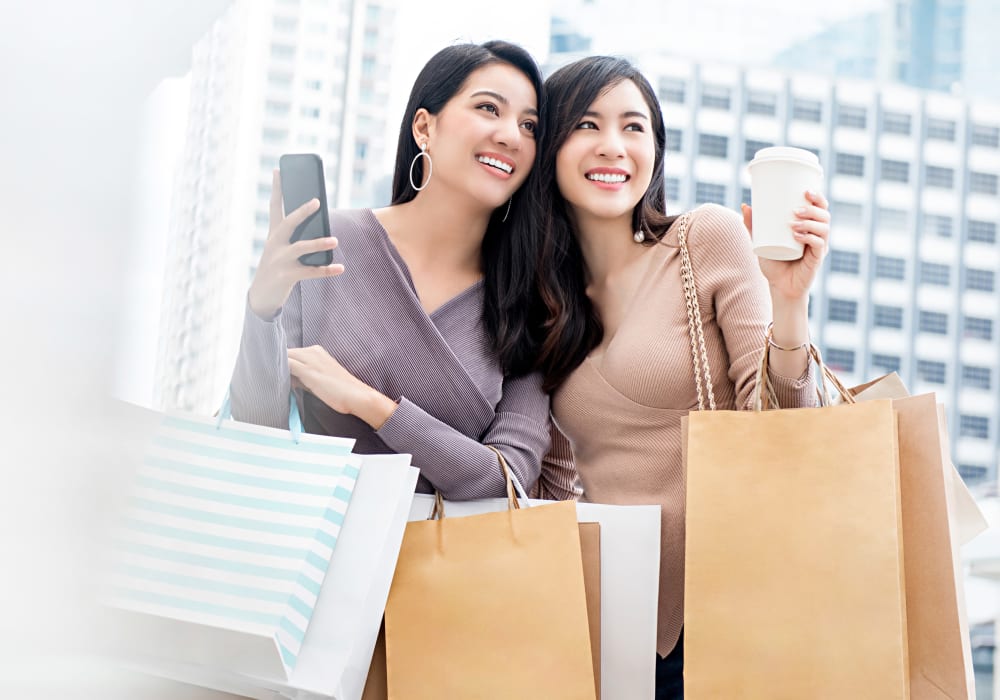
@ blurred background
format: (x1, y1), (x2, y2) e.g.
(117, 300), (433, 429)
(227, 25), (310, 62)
(3, 0), (1000, 695)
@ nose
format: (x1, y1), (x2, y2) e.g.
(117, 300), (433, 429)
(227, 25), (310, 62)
(493, 116), (521, 151)
(597, 130), (626, 159)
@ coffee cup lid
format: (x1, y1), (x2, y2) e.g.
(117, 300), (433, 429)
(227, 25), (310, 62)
(748, 146), (821, 170)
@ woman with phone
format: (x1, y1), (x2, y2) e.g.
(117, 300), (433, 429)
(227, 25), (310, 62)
(230, 41), (549, 499)
(529, 56), (830, 698)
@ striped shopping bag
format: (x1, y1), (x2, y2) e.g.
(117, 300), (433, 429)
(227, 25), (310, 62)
(105, 395), (362, 681)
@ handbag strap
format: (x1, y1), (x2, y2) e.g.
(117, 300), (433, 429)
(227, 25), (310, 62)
(676, 211), (716, 411)
(754, 333), (856, 410)
(430, 446), (520, 520)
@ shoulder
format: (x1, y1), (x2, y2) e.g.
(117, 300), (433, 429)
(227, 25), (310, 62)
(685, 204), (749, 249)
(328, 208), (379, 245)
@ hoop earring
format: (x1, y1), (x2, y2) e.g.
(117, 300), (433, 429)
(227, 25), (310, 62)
(500, 197), (512, 223)
(408, 142), (432, 191)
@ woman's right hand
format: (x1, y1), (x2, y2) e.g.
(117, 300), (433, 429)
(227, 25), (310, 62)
(248, 169), (344, 319)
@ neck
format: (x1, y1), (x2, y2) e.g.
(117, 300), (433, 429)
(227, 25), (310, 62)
(381, 189), (492, 273)
(572, 208), (642, 285)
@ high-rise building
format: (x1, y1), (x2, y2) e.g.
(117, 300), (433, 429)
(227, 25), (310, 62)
(155, 0), (395, 413)
(640, 53), (1000, 486)
(770, 0), (1000, 100)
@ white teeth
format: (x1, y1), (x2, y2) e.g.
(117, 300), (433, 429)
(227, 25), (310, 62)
(587, 173), (627, 183)
(478, 156), (513, 174)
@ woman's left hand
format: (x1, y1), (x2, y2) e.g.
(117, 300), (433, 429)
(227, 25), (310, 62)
(742, 190), (830, 302)
(287, 346), (397, 429)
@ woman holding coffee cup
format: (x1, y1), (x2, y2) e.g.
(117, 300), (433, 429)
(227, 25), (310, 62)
(529, 56), (830, 699)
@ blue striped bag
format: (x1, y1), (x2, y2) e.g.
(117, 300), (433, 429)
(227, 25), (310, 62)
(105, 395), (361, 681)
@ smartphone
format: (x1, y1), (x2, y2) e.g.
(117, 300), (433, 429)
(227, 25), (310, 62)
(278, 153), (333, 266)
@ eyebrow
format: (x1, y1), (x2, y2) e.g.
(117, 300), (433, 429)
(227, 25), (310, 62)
(470, 89), (539, 117)
(583, 110), (650, 120)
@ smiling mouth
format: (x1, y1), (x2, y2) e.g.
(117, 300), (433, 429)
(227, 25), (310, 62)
(477, 156), (514, 174)
(586, 173), (629, 184)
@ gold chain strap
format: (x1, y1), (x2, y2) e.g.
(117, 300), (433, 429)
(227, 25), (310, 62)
(677, 212), (716, 411)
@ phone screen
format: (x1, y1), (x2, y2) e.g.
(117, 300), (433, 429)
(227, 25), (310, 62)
(278, 153), (333, 266)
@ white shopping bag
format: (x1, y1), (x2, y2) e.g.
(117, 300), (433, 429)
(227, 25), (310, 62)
(406, 494), (661, 700)
(104, 401), (419, 700)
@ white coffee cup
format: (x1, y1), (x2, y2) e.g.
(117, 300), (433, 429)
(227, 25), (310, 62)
(747, 146), (824, 261)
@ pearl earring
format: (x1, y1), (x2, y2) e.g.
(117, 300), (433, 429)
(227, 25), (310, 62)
(633, 230), (646, 243)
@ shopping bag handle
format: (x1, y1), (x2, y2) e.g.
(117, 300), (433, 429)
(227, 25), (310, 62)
(215, 391), (304, 443)
(754, 333), (855, 411)
(429, 446), (527, 519)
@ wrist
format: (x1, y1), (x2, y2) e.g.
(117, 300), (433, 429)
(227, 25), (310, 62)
(355, 388), (398, 430)
(248, 285), (281, 321)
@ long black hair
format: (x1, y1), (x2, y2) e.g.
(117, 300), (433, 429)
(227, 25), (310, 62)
(533, 56), (678, 391)
(390, 41), (546, 378)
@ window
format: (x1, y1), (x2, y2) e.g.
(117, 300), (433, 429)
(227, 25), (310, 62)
(695, 182), (726, 205)
(272, 16), (298, 31)
(964, 316), (994, 340)
(925, 165), (954, 189)
(270, 43), (296, 59)
(698, 134), (729, 158)
(665, 128), (682, 152)
(355, 141), (368, 159)
(880, 159), (910, 183)
(701, 85), (731, 110)
(659, 78), (685, 103)
(836, 153), (865, 177)
(792, 98), (822, 122)
(829, 249), (860, 275)
(265, 100), (290, 115)
(255, 211), (269, 226)
(923, 214), (953, 238)
(919, 311), (949, 334)
(882, 111), (912, 135)
(871, 354), (901, 374)
(873, 305), (904, 329)
(959, 464), (989, 483)
(304, 79), (322, 90)
(744, 139), (774, 162)
(825, 348), (855, 373)
(742, 187), (752, 205)
(917, 360), (947, 384)
(259, 155), (278, 171)
(261, 127), (288, 143)
(962, 365), (992, 390)
(828, 298), (858, 323)
(300, 106), (321, 118)
(746, 91), (777, 116)
(968, 220), (997, 243)
(920, 262), (951, 286)
(965, 268), (995, 292)
(832, 201), (864, 227)
(960, 415), (990, 439)
(877, 207), (908, 231)
(971, 123), (1000, 148)
(837, 104), (867, 129)
(969, 172), (999, 195)
(665, 177), (680, 201)
(875, 256), (906, 280)
(267, 71), (293, 88)
(926, 118), (956, 141)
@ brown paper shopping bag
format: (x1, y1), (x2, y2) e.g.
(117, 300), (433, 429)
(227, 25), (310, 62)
(382, 450), (597, 700)
(848, 374), (980, 699)
(362, 521), (602, 700)
(684, 358), (909, 698)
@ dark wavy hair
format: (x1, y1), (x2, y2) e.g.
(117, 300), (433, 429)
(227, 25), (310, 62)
(390, 41), (546, 377)
(533, 56), (678, 391)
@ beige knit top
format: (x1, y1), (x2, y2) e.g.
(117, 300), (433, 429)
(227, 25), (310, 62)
(536, 204), (817, 657)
